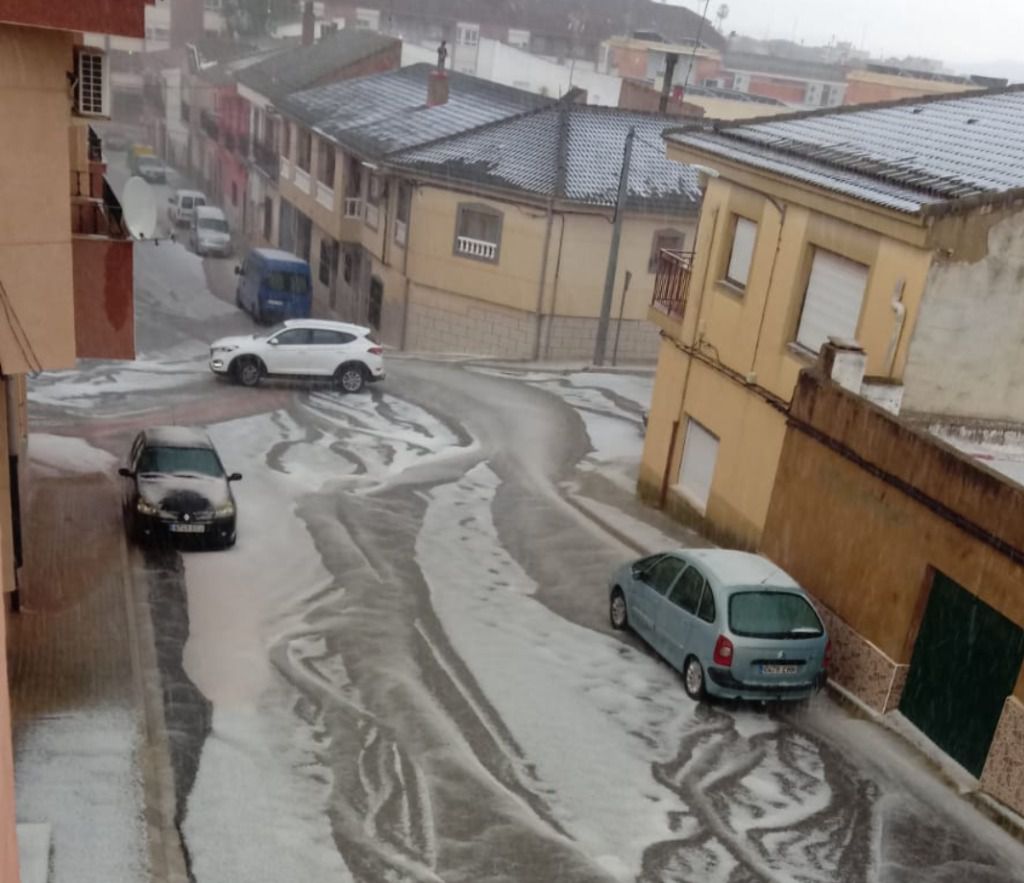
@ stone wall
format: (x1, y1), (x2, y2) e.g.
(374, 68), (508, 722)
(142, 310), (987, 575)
(404, 284), (660, 362)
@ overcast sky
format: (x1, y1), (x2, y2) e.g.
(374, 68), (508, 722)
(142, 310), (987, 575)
(668, 0), (1024, 75)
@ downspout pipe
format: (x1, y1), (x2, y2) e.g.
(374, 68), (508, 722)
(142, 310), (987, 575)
(885, 279), (907, 377)
(399, 182), (415, 351)
(5, 377), (21, 612)
(532, 199), (556, 361)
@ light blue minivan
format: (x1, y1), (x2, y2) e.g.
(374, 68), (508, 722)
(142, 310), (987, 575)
(609, 549), (829, 702)
(235, 248), (312, 324)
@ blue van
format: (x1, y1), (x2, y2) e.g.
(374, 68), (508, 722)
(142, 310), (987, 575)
(234, 248), (313, 324)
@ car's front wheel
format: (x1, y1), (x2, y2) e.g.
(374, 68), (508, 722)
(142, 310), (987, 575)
(610, 588), (629, 630)
(683, 656), (707, 702)
(234, 357), (263, 388)
(336, 364), (366, 394)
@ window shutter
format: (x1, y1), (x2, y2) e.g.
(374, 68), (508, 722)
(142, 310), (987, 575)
(677, 419), (719, 511)
(796, 250), (869, 353)
(726, 217), (756, 287)
(75, 50), (108, 117)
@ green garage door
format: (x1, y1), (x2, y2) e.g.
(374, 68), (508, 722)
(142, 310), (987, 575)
(900, 571), (1024, 777)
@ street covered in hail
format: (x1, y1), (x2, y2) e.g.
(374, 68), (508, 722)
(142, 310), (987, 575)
(14, 167), (1024, 883)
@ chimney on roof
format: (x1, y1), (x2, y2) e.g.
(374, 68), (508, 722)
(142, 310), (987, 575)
(428, 69), (449, 107)
(301, 1), (315, 47)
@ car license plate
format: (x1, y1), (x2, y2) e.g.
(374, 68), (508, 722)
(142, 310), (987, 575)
(170, 523), (205, 534)
(267, 299), (283, 306)
(761, 664), (798, 675)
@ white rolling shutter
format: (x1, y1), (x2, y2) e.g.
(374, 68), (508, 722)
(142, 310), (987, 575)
(677, 418), (719, 511)
(725, 217), (757, 288)
(796, 249), (868, 354)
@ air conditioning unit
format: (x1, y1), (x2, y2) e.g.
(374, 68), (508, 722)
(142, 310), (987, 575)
(74, 48), (110, 118)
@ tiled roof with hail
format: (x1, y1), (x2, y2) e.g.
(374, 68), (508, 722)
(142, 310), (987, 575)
(236, 29), (399, 103)
(666, 86), (1024, 214)
(392, 106), (702, 213)
(281, 64), (552, 158)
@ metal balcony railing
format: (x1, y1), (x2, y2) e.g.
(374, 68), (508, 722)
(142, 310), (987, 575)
(651, 249), (695, 319)
(456, 236), (497, 260)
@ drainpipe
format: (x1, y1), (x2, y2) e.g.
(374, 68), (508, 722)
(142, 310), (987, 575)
(749, 196), (786, 379)
(5, 377), (22, 612)
(542, 214), (567, 360)
(399, 183), (415, 351)
(532, 198), (556, 361)
(885, 279), (907, 377)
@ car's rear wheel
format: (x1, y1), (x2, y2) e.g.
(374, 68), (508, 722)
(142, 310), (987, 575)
(610, 588), (629, 630)
(336, 364), (366, 394)
(683, 656), (707, 702)
(234, 357), (262, 387)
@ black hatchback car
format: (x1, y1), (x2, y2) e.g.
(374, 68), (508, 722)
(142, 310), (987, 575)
(119, 426), (241, 548)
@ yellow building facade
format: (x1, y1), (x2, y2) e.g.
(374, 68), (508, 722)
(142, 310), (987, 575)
(272, 85), (703, 361)
(640, 138), (935, 548)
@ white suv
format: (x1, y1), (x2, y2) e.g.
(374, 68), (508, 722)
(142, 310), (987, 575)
(209, 319), (385, 392)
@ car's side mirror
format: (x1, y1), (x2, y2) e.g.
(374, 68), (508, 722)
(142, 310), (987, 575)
(118, 467), (134, 478)
(267, 338), (278, 346)
(234, 265), (242, 275)
(631, 563), (645, 579)
(228, 472), (242, 482)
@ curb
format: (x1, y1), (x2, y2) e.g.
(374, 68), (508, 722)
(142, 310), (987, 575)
(824, 680), (1024, 845)
(119, 531), (191, 883)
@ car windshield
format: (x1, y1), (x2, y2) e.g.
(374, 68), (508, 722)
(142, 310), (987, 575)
(728, 591), (824, 639)
(137, 445), (223, 478)
(199, 218), (228, 232)
(138, 157), (160, 168)
(266, 271), (309, 294)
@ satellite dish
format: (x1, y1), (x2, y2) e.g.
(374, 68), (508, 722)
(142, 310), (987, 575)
(122, 176), (157, 240)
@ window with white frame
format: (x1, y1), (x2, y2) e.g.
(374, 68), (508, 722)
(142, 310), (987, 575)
(454, 203), (502, 262)
(677, 418), (719, 512)
(795, 248), (869, 354)
(355, 7), (380, 29)
(296, 128), (312, 172)
(364, 172), (384, 228)
(732, 72), (750, 92)
(317, 139), (335, 186)
(507, 28), (530, 49)
(724, 216), (757, 289)
(394, 182), (411, 245)
(318, 237), (337, 286)
(457, 22), (480, 45)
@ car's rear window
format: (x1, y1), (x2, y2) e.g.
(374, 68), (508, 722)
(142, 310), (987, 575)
(728, 591), (823, 639)
(137, 446), (223, 478)
(266, 272), (309, 294)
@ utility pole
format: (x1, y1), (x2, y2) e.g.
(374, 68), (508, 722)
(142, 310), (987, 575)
(611, 269), (632, 367)
(593, 126), (635, 366)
